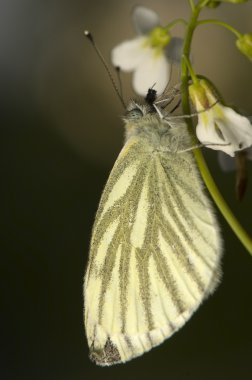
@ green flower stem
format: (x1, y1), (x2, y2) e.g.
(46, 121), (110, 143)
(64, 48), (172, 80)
(182, 55), (198, 83)
(181, 1), (252, 254)
(194, 150), (252, 254)
(197, 19), (242, 38)
(164, 18), (188, 31)
(188, 0), (196, 11)
(181, 2), (202, 118)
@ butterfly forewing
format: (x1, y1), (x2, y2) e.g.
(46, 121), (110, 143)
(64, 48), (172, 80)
(84, 108), (222, 366)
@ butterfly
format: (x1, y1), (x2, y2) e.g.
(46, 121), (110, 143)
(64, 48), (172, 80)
(84, 89), (222, 366)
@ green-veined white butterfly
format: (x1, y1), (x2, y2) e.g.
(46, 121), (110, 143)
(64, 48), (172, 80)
(84, 89), (222, 366)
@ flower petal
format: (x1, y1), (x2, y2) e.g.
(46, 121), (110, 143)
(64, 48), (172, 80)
(165, 37), (184, 63)
(196, 106), (252, 156)
(217, 107), (252, 154)
(133, 50), (170, 95)
(111, 36), (148, 71)
(196, 116), (230, 152)
(132, 6), (160, 35)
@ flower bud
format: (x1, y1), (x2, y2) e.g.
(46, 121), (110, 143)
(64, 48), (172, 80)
(189, 80), (216, 112)
(206, 1), (221, 8)
(189, 79), (252, 156)
(236, 34), (252, 62)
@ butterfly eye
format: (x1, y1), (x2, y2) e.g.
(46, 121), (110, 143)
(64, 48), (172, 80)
(127, 108), (143, 120)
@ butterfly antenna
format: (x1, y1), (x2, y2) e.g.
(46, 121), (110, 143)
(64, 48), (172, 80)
(114, 66), (125, 104)
(84, 31), (126, 109)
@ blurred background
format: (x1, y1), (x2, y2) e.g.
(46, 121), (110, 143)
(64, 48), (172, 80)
(1, 0), (252, 379)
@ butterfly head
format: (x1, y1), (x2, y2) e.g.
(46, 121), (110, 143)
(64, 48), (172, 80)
(124, 88), (159, 122)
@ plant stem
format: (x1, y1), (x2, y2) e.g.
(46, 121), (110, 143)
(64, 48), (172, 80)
(181, 3), (202, 120)
(165, 18), (187, 30)
(181, 1), (252, 254)
(182, 55), (198, 83)
(188, 0), (195, 11)
(197, 19), (241, 38)
(194, 150), (252, 254)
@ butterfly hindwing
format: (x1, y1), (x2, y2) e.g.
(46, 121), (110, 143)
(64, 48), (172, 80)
(84, 122), (222, 365)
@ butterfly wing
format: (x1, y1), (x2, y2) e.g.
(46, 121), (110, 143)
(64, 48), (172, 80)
(84, 135), (222, 366)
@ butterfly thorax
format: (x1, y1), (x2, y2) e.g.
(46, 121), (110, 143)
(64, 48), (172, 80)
(123, 102), (189, 153)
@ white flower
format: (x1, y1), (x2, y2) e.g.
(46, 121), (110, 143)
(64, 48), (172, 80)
(111, 6), (183, 96)
(189, 79), (252, 157)
(196, 105), (252, 157)
(218, 114), (252, 171)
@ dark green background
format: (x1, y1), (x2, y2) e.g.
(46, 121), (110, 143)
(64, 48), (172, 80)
(1, 1), (252, 379)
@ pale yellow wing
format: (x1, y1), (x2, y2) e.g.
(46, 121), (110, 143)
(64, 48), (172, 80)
(84, 135), (222, 366)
